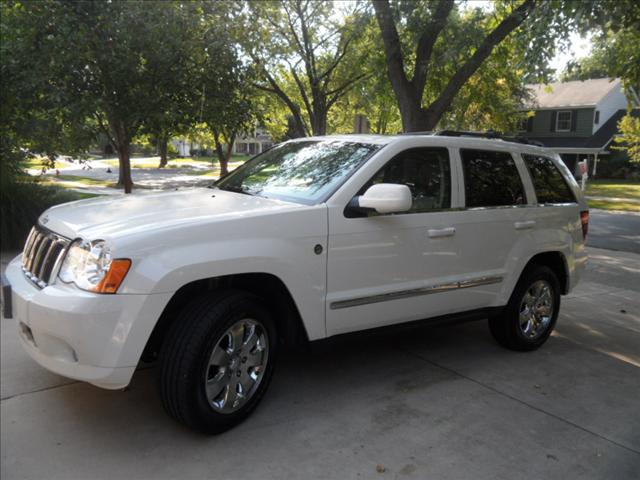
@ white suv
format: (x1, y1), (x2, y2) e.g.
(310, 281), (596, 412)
(2, 132), (589, 433)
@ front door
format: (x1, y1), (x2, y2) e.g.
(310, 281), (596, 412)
(325, 147), (466, 336)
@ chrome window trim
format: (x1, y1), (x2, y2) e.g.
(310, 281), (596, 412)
(330, 275), (503, 310)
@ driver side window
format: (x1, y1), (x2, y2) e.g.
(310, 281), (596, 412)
(357, 147), (452, 215)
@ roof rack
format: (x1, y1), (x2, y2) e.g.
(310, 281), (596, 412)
(433, 130), (544, 146)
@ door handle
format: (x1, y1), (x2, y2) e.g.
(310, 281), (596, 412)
(514, 220), (536, 230)
(428, 227), (456, 238)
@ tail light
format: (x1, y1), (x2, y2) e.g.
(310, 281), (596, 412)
(580, 210), (589, 241)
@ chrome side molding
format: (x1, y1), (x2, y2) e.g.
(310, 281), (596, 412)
(330, 275), (503, 310)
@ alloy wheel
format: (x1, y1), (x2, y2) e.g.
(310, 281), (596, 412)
(518, 280), (554, 340)
(204, 318), (269, 413)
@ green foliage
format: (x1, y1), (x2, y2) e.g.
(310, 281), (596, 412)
(0, 179), (98, 249)
(330, 16), (403, 134)
(1, 1), (242, 191)
(561, 24), (640, 101)
(423, 4), (532, 131)
(242, 0), (371, 135)
(613, 114), (640, 164)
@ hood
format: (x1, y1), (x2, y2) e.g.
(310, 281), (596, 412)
(39, 188), (304, 241)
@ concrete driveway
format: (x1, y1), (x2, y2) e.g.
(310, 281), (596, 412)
(1, 246), (639, 480)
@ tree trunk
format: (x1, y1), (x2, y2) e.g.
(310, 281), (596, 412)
(222, 134), (235, 177)
(110, 119), (133, 193)
(286, 114), (307, 138)
(117, 142), (133, 194)
(212, 129), (230, 177)
(311, 105), (327, 135)
(157, 132), (169, 168)
(373, 0), (536, 133)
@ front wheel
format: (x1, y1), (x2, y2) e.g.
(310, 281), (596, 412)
(158, 291), (277, 434)
(489, 265), (560, 351)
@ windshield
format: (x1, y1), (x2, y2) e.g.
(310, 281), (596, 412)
(215, 140), (380, 205)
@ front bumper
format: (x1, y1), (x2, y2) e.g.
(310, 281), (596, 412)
(2, 256), (172, 389)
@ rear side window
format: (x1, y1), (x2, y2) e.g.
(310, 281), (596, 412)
(357, 147), (451, 214)
(522, 154), (576, 204)
(461, 149), (526, 208)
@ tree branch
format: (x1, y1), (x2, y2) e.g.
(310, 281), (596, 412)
(94, 111), (116, 149)
(373, 0), (413, 100)
(425, 0), (536, 121)
(327, 72), (371, 107)
(412, 0), (455, 95)
(288, 62), (314, 119)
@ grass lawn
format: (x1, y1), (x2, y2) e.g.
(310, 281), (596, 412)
(40, 174), (117, 189)
(102, 155), (250, 169)
(586, 179), (640, 200)
(587, 198), (640, 212)
(21, 156), (61, 170)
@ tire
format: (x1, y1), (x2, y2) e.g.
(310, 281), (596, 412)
(158, 290), (277, 434)
(489, 265), (560, 351)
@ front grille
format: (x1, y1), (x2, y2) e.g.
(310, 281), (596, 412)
(21, 225), (71, 288)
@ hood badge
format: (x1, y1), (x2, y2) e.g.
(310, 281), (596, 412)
(41, 215), (49, 225)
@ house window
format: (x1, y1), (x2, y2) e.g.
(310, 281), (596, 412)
(556, 110), (572, 132)
(594, 110), (600, 124)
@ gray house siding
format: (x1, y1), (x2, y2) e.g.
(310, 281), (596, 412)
(528, 108), (594, 137)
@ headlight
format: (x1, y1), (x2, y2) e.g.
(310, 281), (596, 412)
(59, 240), (131, 293)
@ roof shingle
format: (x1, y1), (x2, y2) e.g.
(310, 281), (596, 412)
(525, 78), (621, 109)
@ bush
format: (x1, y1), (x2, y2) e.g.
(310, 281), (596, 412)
(0, 179), (95, 250)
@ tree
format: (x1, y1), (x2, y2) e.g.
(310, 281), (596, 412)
(242, 0), (371, 136)
(197, 5), (256, 176)
(371, 0), (640, 133)
(373, 0), (540, 132)
(5, 1), (203, 193)
(207, 88), (254, 176)
(561, 26), (640, 103)
(613, 113), (640, 164)
(0, 1), (95, 182)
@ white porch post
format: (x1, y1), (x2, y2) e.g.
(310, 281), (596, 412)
(593, 153), (599, 177)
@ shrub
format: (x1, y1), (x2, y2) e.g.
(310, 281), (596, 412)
(0, 179), (96, 250)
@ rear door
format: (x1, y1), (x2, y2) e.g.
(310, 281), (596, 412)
(448, 147), (535, 307)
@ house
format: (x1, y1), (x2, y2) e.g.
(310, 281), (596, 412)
(172, 127), (274, 157)
(231, 127), (273, 155)
(520, 78), (638, 177)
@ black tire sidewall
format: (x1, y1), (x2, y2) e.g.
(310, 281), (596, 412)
(162, 292), (278, 434)
(489, 265), (561, 351)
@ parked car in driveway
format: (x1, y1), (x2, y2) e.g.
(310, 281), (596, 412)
(1, 131), (589, 433)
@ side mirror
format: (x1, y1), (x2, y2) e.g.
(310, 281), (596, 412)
(354, 183), (412, 214)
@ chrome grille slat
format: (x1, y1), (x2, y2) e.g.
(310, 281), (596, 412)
(21, 225), (71, 289)
(22, 228), (38, 265)
(39, 239), (62, 284)
(26, 233), (45, 271)
(31, 236), (52, 277)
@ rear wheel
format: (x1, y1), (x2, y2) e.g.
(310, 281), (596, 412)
(489, 265), (560, 351)
(158, 291), (277, 434)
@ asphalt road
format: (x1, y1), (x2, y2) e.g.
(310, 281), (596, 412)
(589, 210), (640, 254)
